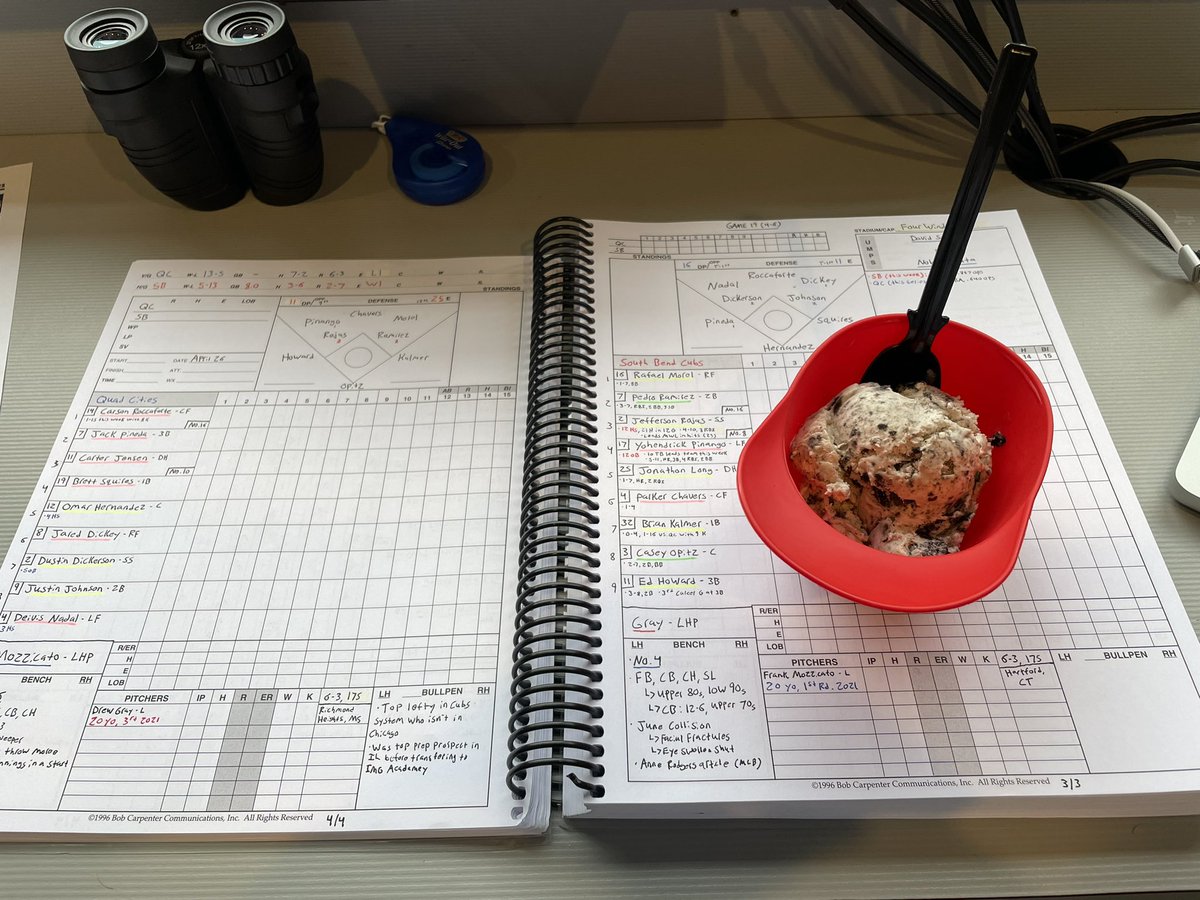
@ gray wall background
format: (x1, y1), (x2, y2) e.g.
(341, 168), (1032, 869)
(2, 1), (1196, 136)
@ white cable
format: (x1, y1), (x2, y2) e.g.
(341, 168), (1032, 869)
(1088, 182), (1181, 252)
(1083, 180), (1199, 283)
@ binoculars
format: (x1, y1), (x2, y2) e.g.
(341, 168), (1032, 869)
(65, 2), (322, 210)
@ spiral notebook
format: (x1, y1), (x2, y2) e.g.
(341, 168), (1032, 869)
(3, 212), (1200, 839)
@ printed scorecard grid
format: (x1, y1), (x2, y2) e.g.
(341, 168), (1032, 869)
(2, 387), (515, 812)
(0, 259), (530, 824)
(632, 232), (831, 256)
(1, 387), (515, 812)
(613, 350), (1191, 783)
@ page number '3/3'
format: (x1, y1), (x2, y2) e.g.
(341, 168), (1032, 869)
(1060, 778), (1081, 791)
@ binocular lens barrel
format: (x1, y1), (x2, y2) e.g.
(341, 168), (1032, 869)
(65, 7), (247, 210)
(65, 9), (163, 92)
(205, 3), (281, 47)
(72, 10), (144, 48)
(201, 2), (324, 205)
(64, 2), (322, 210)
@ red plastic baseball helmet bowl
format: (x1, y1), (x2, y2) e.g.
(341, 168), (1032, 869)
(737, 314), (1053, 613)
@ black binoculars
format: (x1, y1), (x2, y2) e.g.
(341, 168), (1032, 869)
(65, 3), (322, 210)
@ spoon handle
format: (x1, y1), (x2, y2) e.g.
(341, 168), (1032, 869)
(907, 42), (1037, 348)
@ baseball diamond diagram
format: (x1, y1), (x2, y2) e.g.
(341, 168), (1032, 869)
(666, 225), (1036, 355)
(675, 264), (872, 353)
(259, 300), (459, 388)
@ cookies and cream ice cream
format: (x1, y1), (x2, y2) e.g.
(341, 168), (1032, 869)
(789, 382), (992, 557)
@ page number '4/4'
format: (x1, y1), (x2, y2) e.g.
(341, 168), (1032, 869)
(326, 814), (346, 828)
(1060, 778), (1081, 791)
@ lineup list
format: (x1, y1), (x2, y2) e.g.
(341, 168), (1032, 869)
(1, 384), (512, 812)
(611, 347), (1194, 783)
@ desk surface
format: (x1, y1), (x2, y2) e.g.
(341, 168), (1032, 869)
(1, 116), (1198, 899)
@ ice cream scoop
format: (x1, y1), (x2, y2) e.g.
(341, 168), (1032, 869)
(790, 382), (993, 556)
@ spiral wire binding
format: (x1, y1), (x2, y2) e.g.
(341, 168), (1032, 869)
(507, 217), (606, 799)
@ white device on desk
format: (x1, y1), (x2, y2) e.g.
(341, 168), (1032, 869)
(1173, 416), (1200, 512)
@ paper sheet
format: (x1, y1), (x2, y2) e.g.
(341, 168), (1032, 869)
(0, 258), (546, 837)
(0, 163), (31, 408)
(576, 212), (1200, 816)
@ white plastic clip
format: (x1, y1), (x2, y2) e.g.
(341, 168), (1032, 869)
(1178, 245), (1200, 284)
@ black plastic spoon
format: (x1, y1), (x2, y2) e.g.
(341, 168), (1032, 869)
(863, 42), (1038, 389)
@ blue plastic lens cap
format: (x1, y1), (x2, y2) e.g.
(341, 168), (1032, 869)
(383, 116), (485, 205)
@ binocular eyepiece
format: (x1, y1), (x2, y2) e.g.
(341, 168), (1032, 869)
(65, 3), (323, 210)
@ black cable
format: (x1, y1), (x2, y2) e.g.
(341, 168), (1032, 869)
(931, 0), (996, 62)
(836, 0), (1042, 171)
(989, 0), (1023, 40)
(929, 0), (1047, 162)
(895, 0), (994, 86)
(836, 0), (1199, 182)
(895, 0), (1199, 185)
(833, 0), (1040, 171)
(923, 0), (1061, 174)
(830, 0), (1193, 263)
(952, 0), (993, 53)
(988, 0), (1060, 159)
(1064, 112), (1200, 155)
(900, 0), (1061, 176)
(1039, 178), (1173, 248)
(1094, 158), (1200, 182)
(834, 0), (982, 128)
